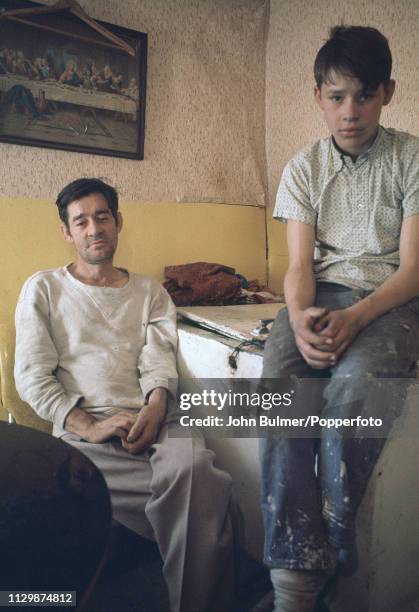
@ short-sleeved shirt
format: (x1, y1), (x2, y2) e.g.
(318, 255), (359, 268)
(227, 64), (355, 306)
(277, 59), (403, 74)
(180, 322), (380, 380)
(274, 126), (419, 290)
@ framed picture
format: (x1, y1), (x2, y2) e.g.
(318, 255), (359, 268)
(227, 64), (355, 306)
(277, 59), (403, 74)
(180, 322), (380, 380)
(0, 0), (147, 159)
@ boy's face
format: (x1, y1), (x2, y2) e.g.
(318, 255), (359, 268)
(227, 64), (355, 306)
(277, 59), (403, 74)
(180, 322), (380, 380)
(314, 72), (395, 156)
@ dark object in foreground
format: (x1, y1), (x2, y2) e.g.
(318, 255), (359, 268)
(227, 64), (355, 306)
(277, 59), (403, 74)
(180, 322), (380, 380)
(0, 422), (111, 608)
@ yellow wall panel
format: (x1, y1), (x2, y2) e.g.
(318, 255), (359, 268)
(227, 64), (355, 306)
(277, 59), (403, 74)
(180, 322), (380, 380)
(267, 217), (288, 292)
(0, 198), (266, 323)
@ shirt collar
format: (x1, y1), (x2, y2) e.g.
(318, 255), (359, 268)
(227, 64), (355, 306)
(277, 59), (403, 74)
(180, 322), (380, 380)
(330, 125), (385, 170)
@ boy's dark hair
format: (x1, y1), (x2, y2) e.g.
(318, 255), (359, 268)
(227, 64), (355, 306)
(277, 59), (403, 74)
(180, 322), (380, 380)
(314, 26), (392, 90)
(56, 178), (119, 225)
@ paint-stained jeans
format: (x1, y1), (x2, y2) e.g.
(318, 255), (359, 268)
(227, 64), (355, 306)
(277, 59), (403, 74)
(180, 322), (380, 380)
(260, 283), (419, 570)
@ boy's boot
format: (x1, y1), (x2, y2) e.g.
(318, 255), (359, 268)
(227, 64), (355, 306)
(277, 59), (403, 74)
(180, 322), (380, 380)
(270, 568), (332, 612)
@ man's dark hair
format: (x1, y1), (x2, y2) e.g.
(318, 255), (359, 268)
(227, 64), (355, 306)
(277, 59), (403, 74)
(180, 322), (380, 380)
(314, 26), (392, 90)
(56, 178), (119, 225)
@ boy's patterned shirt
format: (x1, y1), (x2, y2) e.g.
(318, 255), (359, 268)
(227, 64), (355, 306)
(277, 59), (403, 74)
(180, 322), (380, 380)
(274, 126), (419, 290)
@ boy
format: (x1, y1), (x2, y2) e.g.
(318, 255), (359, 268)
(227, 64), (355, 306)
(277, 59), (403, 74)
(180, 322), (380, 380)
(260, 26), (419, 611)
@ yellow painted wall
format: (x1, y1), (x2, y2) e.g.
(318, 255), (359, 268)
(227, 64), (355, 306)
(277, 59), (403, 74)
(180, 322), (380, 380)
(0, 198), (267, 325)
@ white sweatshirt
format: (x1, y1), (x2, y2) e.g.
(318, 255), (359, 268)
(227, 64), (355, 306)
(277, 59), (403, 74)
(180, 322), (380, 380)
(14, 266), (178, 434)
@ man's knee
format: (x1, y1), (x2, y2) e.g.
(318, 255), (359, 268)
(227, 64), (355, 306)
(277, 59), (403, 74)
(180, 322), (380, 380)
(151, 439), (232, 500)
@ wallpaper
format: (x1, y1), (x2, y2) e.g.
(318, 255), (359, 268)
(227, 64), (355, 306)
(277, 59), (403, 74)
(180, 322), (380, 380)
(0, 0), (268, 206)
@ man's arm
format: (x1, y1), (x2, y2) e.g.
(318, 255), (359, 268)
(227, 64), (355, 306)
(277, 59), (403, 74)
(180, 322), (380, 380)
(15, 278), (138, 442)
(285, 220), (336, 369)
(14, 280), (83, 429)
(137, 283), (178, 400)
(123, 284), (179, 454)
(122, 387), (168, 454)
(316, 215), (419, 358)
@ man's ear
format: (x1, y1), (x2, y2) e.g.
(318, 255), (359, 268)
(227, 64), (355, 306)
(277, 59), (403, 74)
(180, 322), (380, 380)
(383, 79), (395, 106)
(116, 211), (123, 233)
(61, 223), (73, 244)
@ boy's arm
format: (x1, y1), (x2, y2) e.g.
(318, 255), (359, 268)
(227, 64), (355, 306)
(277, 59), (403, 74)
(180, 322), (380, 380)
(285, 220), (336, 369)
(318, 215), (419, 358)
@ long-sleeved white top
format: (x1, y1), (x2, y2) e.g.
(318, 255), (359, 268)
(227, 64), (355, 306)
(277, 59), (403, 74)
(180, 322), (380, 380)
(14, 266), (178, 435)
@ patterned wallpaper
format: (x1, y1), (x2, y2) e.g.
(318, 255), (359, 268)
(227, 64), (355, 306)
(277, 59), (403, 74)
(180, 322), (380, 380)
(2, 0), (416, 209)
(0, 0), (268, 205)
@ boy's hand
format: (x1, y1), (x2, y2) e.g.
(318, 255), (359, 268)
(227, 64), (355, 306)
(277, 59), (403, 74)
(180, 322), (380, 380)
(313, 308), (363, 359)
(290, 307), (337, 369)
(121, 388), (168, 455)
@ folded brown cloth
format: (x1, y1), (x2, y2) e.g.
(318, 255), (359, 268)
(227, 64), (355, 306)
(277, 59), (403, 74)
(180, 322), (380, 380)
(163, 262), (242, 306)
(241, 280), (283, 304)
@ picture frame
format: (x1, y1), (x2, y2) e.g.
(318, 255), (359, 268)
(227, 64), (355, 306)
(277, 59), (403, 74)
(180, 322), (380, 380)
(0, 0), (147, 159)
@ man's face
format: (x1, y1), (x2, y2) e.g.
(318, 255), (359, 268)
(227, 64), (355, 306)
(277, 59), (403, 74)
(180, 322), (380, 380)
(314, 72), (395, 156)
(61, 192), (122, 265)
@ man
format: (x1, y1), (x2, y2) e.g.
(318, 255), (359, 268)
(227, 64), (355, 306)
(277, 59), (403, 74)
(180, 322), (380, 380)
(14, 178), (235, 612)
(260, 26), (419, 611)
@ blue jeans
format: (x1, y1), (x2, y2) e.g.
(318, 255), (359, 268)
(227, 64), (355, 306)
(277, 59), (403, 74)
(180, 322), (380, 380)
(260, 283), (419, 570)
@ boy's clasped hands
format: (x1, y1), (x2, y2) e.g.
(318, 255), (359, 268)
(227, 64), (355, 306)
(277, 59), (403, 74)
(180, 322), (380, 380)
(290, 306), (363, 368)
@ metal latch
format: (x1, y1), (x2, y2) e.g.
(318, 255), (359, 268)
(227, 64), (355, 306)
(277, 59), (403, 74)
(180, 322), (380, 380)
(251, 318), (275, 340)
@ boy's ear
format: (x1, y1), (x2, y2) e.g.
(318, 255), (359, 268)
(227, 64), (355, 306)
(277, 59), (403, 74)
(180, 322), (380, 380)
(314, 86), (323, 109)
(383, 79), (396, 106)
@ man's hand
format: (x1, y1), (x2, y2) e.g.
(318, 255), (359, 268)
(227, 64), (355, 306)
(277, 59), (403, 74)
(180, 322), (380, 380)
(83, 412), (138, 443)
(290, 306), (337, 369)
(122, 388), (168, 455)
(64, 407), (138, 443)
(313, 307), (363, 359)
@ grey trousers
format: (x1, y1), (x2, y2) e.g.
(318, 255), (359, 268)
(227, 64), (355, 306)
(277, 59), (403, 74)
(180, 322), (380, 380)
(62, 415), (235, 612)
(260, 283), (419, 570)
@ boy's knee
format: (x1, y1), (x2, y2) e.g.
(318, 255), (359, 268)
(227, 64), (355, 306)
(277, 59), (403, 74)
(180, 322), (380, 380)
(333, 351), (409, 379)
